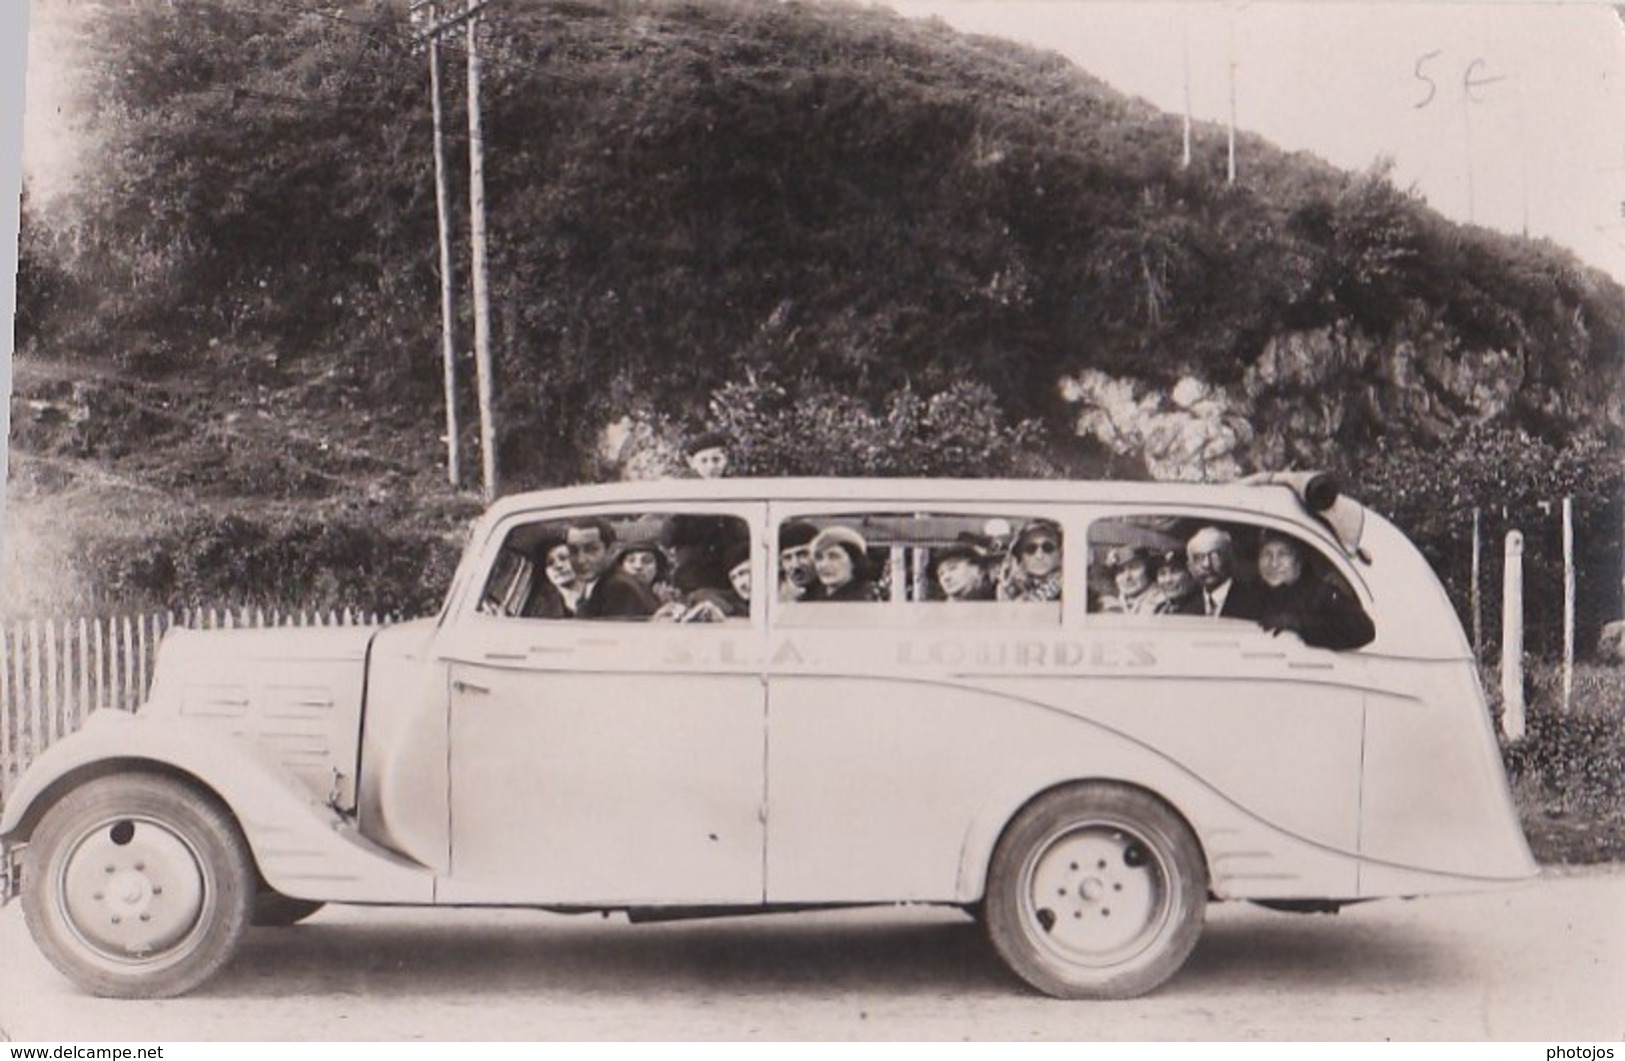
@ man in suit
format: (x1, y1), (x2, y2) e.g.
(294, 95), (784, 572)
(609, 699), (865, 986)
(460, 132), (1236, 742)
(565, 518), (619, 617)
(1185, 526), (1265, 621)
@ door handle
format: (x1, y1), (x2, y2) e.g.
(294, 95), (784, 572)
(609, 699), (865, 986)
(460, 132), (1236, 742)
(452, 679), (490, 696)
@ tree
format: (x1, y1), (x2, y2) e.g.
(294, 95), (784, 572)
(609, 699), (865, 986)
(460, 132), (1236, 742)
(1347, 427), (1624, 656)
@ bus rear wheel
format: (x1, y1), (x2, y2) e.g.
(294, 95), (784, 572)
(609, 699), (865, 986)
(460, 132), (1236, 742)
(984, 782), (1207, 999)
(22, 774), (254, 998)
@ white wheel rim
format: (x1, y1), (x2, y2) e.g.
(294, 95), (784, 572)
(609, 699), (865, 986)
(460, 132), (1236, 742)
(1017, 821), (1173, 968)
(56, 815), (209, 965)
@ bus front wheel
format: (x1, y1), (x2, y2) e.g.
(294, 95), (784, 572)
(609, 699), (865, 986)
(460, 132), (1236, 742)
(21, 774), (255, 998)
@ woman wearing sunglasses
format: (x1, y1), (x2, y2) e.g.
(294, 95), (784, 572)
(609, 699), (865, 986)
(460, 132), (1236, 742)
(997, 519), (1063, 602)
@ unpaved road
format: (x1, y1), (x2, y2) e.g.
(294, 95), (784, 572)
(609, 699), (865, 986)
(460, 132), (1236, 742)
(1, 867), (1620, 1041)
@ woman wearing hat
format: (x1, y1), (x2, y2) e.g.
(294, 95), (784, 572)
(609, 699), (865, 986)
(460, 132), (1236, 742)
(931, 536), (995, 602)
(1151, 549), (1203, 615)
(672, 538), (754, 621)
(582, 540), (664, 620)
(997, 519), (1063, 603)
(807, 525), (880, 603)
(521, 531), (583, 618)
(615, 539), (670, 592)
(1101, 545), (1159, 614)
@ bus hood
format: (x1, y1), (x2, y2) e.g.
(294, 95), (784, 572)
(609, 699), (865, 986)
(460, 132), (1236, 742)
(142, 624), (379, 808)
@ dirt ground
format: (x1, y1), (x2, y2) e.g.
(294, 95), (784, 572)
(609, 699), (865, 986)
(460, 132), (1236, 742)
(0, 865), (1620, 1042)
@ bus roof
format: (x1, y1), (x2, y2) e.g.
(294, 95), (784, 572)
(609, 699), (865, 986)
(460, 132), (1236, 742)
(480, 476), (1350, 522)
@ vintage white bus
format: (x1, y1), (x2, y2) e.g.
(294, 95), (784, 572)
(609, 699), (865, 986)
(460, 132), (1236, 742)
(0, 474), (1535, 999)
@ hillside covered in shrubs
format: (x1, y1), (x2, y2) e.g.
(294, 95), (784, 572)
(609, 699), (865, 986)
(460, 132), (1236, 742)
(9, 0), (1623, 640)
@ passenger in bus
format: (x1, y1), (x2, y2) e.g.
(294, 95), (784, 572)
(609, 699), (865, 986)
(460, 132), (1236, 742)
(998, 520), (1063, 602)
(616, 540), (671, 594)
(662, 514), (739, 599)
(1151, 550), (1203, 615)
(566, 518), (617, 613)
(778, 520), (820, 602)
(579, 536), (662, 620)
(931, 536), (995, 602)
(807, 526), (880, 602)
(1100, 546), (1160, 614)
(673, 540), (753, 622)
(1254, 532), (1376, 650)
(1185, 526), (1264, 620)
(726, 542), (752, 607)
(521, 531), (584, 619)
(682, 431), (732, 479)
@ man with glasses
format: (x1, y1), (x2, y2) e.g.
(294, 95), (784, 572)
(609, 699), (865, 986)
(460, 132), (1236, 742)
(1185, 526), (1264, 620)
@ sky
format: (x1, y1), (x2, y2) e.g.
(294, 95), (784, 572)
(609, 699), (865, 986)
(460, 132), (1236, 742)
(885, 1), (1625, 286)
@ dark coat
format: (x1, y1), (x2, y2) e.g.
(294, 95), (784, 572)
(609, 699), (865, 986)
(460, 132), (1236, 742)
(521, 579), (575, 619)
(578, 571), (659, 620)
(1255, 577), (1376, 651)
(1209, 578), (1267, 621)
(807, 578), (879, 603)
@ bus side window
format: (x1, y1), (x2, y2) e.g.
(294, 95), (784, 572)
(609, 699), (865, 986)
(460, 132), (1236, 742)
(1087, 516), (1374, 650)
(485, 513), (751, 623)
(778, 514), (1065, 606)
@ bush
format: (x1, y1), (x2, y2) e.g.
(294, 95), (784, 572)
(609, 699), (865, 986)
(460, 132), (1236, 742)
(1499, 661), (1625, 863)
(1348, 427), (1624, 659)
(82, 513), (464, 618)
(707, 371), (1054, 477)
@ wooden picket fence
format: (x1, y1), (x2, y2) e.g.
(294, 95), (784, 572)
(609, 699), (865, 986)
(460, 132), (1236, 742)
(0, 606), (395, 801)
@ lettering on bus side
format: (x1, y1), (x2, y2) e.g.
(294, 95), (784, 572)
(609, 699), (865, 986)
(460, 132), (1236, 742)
(653, 636), (1155, 670)
(897, 637), (1156, 670)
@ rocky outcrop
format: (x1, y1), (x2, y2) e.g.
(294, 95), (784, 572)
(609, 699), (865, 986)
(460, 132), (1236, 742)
(1062, 316), (1580, 480)
(1060, 370), (1253, 482)
(1599, 621), (1625, 665)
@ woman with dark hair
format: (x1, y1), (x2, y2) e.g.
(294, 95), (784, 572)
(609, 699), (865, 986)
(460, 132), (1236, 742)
(807, 526), (880, 602)
(1151, 549), (1203, 615)
(616, 540), (670, 591)
(1254, 532), (1375, 650)
(522, 532), (582, 619)
(583, 540), (663, 620)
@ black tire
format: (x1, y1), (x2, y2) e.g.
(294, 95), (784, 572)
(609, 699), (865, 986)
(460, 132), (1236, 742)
(984, 782), (1207, 999)
(21, 773), (255, 999)
(252, 891), (326, 927)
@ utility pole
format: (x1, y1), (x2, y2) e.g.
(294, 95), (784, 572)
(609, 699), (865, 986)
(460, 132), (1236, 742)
(1225, 6), (1240, 185)
(465, 0), (499, 501)
(1180, 23), (1192, 171)
(419, 0), (461, 488)
(1563, 496), (1575, 713)
(1225, 65), (1236, 185)
(413, 0), (501, 501)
